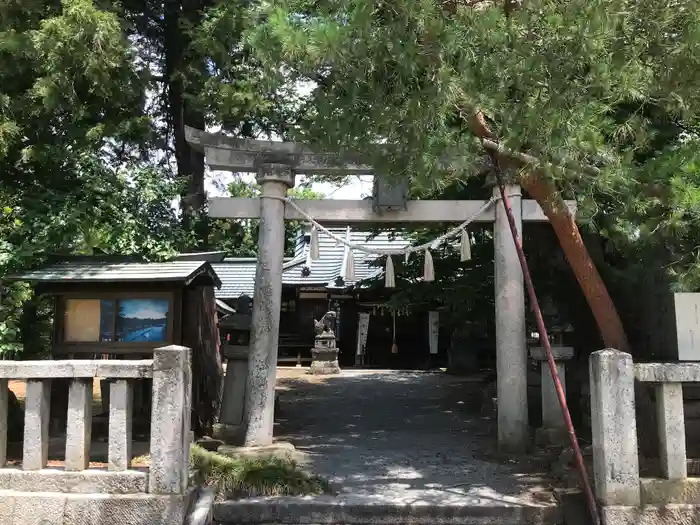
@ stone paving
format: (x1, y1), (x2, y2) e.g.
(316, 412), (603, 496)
(274, 368), (558, 508)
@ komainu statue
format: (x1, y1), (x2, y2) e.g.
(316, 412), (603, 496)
(314, 311), (337, 336)
(310, 310), (340, 375)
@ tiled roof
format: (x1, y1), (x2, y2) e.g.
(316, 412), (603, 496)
(282, 228), (410, 287)
(212, 257), (299, 299)
(10, 260), (221, 288)
(214, 229), (410, 298)
(212, 259), (258, 299)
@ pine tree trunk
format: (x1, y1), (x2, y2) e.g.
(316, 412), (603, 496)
(521, 172), (630, 352)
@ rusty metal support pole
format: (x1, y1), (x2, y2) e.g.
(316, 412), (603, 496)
(492, 162), (601, 525)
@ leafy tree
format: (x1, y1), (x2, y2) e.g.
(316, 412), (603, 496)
(248, 0), (700, 351)
(119, 0), (308, 248)
(0, 158), (183, 356)
(0, 0), (168, 355)
(0, 0), (328, 355)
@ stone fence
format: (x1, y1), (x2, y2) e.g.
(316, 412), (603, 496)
(0, 345), (193, 525)
(590, 349), (700, 525)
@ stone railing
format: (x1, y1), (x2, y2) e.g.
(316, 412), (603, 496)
(0, 345), (192, 524)
(590, 349), (700, 524)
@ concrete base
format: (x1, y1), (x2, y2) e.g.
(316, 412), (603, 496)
(601, 504), (700, 525)
(213, 498), (563, 524)
(0, 489), (192, 525)
(308, 365), (341, 375)
(218, 441), (301, 462)
(309, 348), (340, 375)
(0, 469), (147, 494)
(535, 426), (570, 447)
(640, 477), (700, 504)
(186, 486), (215, 525)
(213, 393), (281, 446)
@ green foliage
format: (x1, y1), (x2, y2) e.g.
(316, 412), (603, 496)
(251, 0), (700, 190)
(189, 444), (331, 499)
(385, 228), (494, 333)
(0, 0), (148, 175)
(189, 1), (308, 139)
(0, 0), (175, 355)
(0, 0), (314, 355)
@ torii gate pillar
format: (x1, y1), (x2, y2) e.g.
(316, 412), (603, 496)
(244, 163), (295, 446)
(493, 184), (528, 452)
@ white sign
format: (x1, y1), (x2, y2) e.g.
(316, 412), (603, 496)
(675, 293), (700, 361)
(357, 312), (370, 356)
(429, 311), (439, 355)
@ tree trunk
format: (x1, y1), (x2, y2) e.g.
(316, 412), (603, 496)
(521, 172), (629, 352)
(20, 297), (40, 357)
(164, 0), (208, 249)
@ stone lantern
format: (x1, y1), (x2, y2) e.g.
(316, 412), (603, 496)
(529, 297), (575, 446)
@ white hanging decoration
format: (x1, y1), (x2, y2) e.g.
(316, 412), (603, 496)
(340, 226), (355, 281)
(385, 255), (395, 288)
(460, 229), (472, 262)
(310, 225), (320, 260)
(281, 192), (504, 287)
(344, 249), (355, 281)
(423, 249), (435, 282)
(280, 195), (499, 277)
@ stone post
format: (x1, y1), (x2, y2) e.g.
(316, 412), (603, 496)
(530, 346), (574, 446)
(108, 380), (133, 471)
(589, 349), (640, 506)
(657, 382), (687, 479)
(65, 379), (93, 471)
(214, 298), (253, 444)
(149, 345), (192, 495)
(243, 163), (294, 446)
(214, 344), (250, 443)
(23, 379), (50, 470)
(493, 184), (529, 452)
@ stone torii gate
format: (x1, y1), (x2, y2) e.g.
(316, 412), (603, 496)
(186, 126), (576, 453)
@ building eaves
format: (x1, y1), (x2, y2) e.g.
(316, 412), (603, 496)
(8, 260), (222, 288)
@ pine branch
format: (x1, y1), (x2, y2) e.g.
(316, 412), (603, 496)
(479, 138), (601, 177)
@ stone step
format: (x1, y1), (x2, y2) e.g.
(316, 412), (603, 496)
(213, 498), (563, 525)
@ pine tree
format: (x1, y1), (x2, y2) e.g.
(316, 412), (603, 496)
(249, 0), (700, 350)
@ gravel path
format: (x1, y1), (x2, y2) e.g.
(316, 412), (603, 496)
(275, 369), (557, 507)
